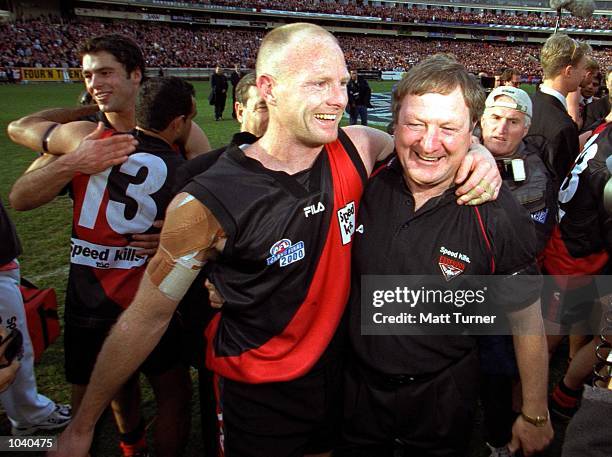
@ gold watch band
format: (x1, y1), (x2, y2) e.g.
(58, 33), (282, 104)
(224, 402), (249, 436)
(520, 411), (549, 427)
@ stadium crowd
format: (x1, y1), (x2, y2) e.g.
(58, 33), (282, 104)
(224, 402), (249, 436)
(167, 0), (611, 29)
(2, 17), (612, 76)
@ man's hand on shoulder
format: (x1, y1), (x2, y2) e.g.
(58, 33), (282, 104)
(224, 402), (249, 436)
(62, 122), (137, 175)
(455, 141), (501, 206)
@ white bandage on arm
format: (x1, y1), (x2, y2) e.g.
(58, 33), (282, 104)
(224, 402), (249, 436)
(147, 193), (225, 301)
(157, 250), (204, 301)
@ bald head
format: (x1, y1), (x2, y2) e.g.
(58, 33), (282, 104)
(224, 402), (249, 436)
(256, 23), (340, 78)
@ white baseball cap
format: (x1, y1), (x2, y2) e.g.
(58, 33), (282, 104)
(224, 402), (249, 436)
(485, 86), (532, 118)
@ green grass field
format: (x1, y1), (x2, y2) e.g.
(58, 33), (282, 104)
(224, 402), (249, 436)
(0, 80), (565, 457)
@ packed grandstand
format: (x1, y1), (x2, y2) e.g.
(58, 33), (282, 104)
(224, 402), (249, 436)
(1, 0), (612, 79)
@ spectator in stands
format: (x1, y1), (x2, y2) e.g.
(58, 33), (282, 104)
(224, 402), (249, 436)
(347, 70), (371, 126)
(2, 16), (611, 78)
(500, 68), (521, 87)
(210, 64), (228, 121)
(0, 197), (71, 436)
(528, 34), (591, 188)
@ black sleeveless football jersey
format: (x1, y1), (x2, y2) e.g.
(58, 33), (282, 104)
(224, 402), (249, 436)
(543, 122), (612, 275)
(66, 130), (185, 327)
(184, 129), (367, 383)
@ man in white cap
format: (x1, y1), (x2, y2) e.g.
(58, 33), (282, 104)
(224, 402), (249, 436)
(481, 86), (556, 254)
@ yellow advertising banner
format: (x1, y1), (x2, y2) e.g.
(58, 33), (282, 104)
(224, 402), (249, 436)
(21, 68), (83, 82)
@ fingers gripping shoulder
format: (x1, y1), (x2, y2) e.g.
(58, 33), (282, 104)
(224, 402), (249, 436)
(148, 193), (225, 301)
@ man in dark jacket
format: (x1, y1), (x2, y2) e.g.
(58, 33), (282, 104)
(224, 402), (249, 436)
(210, 65), (228, 121)
(347, 70), (371, 126)
(230, 64), (242, 119)
(528, 34), (590, 188)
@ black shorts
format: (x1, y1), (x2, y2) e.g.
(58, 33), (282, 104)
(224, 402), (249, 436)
(215, 356), (344, 457)
(339, 350), (480, 457)
(64, 316), (183, 385)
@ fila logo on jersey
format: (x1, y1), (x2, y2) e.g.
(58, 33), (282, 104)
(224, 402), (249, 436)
(303, 202), (325, 218)
(438, 246), (471, 281)
(266, 238), (305, 267)
(337, 201), (356, 245)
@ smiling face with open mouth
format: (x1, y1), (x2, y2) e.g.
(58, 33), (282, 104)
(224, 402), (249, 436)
(395, 87), (473, 194)
(270, 39), (349, 149)
(82, 51), (141, 114)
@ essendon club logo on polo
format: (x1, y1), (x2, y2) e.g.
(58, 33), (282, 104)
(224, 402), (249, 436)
(438, 255), (465, 282)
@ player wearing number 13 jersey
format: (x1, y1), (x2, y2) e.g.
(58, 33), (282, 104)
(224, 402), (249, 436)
(63, 78), (197, 393)
(66, 128), (185, 326)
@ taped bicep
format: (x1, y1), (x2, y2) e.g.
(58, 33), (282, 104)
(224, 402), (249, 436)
(148, 193), (225, 301)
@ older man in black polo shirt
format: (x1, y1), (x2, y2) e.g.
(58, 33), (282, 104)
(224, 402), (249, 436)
(343, 55), (552, 457)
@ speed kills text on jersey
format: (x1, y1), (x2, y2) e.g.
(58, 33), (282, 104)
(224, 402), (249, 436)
(70, 238), (147, 270)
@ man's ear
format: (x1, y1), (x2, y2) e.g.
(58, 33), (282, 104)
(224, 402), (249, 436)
(522, 124), (530, 139)
(130, 68), (143, 84)
(235, 101), (244, 123)
(257, 74), (277, 107)
(168, 115), (184, 135)
(562, 65), (574, 79)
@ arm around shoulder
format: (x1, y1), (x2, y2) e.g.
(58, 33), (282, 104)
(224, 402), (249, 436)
(343, 125), (394, 175)
(7, 106), (99, 153)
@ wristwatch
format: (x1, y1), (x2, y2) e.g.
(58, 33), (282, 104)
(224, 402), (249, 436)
(520, 411), (549, 427)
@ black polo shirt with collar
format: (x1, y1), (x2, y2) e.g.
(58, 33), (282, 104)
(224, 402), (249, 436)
(348, 157), (540, 375)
